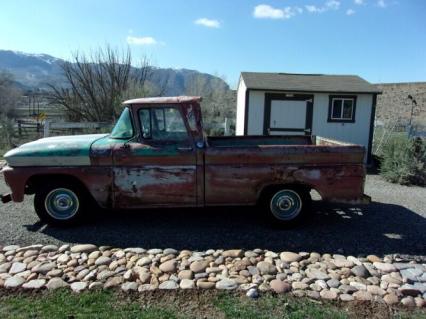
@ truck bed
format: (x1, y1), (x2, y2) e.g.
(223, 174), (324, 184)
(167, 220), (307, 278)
(204, 135), (366, 205)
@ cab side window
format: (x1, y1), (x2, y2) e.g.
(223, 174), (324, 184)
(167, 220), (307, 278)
(138, 107), (188, 141)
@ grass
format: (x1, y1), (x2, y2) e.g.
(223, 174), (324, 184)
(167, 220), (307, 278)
(0, 289), (425, 319)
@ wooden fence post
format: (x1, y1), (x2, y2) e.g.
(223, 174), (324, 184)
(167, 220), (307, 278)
(44, 121), (50, 138)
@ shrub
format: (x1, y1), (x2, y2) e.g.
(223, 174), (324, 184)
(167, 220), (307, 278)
(380, 136), (426, 186)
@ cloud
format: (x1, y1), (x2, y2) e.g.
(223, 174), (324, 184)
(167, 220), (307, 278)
(126, 36), (162, 46)
(325, 0), (340, 10)
(346, 9), (356, 15)
(305, 5), (325, 13)
(253, 4), (301, 19)
(377, 0), (387, 8)
(305, 1), (340, 14)
(354, 0), (364, 4)
(194, 18), (221, 28)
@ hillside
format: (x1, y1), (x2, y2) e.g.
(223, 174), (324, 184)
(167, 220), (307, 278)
(375, 82), (426, 127)
(0, 50), (230, 96)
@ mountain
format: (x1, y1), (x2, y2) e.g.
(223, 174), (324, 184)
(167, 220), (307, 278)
(0, 50), (230, 96)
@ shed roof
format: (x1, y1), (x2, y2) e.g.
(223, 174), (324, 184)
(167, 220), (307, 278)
(241, 72), (381, 94)
(123, 96), (202, 105)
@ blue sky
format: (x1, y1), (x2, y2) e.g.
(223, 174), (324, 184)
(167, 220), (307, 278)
(0, 0), (425, 87)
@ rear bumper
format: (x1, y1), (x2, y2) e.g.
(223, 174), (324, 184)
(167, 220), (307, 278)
(328, 194), (371, 205)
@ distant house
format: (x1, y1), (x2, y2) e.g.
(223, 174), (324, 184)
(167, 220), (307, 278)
(236, 72), (382, 162)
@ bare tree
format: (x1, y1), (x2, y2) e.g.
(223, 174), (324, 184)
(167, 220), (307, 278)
(0, 71), (21, 117)
(49, 46), (153, 122)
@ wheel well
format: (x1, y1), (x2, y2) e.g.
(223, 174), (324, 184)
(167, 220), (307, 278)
(258, 183), (313, 204)
(26, 174), (90, 196)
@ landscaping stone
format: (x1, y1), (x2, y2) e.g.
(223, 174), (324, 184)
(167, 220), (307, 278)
(280, 252), (301, 263)
(0, 245), (424, 307)
(4, 276), (25, 288)
(270, 279), (291, 294)
(22, 279), (46, 289)
(71, 282), (87, 293)
(46, 278), (68, 290)
(216, 278), (238, 290)
(70, 245), (97, 254)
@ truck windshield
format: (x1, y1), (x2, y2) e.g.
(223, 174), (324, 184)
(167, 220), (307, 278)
(110, 107), (134, 139)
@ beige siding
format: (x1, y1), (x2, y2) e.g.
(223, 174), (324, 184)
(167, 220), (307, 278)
(247, 91), (265, 135)
(236, 79), (247, 135)
(245, 90), (373, 160)
(311, 93), (372, 148)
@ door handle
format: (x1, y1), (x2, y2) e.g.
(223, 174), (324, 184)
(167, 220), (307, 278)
(177, 146), (193, 152)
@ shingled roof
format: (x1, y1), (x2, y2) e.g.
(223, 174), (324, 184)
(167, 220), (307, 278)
(241, 72), (381, 94)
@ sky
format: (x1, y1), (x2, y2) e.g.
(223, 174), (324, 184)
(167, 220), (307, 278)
(0, 0), (425, 88)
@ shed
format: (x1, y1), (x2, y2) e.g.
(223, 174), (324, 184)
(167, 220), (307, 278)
(236, 72), (382, 162)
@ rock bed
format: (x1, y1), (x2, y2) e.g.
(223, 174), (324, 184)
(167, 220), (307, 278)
(0, 244), (425, 308)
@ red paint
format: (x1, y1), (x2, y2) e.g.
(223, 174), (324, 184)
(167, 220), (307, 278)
(2, 96), (370, 210)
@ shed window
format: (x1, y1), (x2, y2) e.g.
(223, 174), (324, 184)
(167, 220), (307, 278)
(328, 96), (356, 122)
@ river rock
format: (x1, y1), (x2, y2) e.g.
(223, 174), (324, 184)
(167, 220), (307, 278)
(256, 261), (276, 275)
(159, 260), (177, 273)
(270, 279), (291, 293)
(190, 260), (209, 273)
(71, 244), (97, 254)
(306, 268), (329, 280)
(383, 293), (399, 305)
(353, 290), (372, 301)
(9, 262), (26, 275)
(22, 279), (46, 289)
(180, 279), (195, 289)
(121, 282), (138, 291)
(159, 280), (179, 289)
(280, 252), (301, 263)
(46, 278), (68, 290)
(373, 262), (396, 273)
(71, 282), (87, 293)
(4, 276), (25, 288)
(400, 268), (423, 283)
(222, 250), (243, 258)
(216, 278), (238, 290)
(351, 265), (370, 278)
(320, 290), (338, 300)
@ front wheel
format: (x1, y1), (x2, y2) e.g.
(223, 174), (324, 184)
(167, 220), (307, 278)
(34, 182), (86, 226)
(265, 187), (311, 227)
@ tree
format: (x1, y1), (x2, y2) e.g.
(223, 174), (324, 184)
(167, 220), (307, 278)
(49, 46), (158, 122)
(0, 71), (20, 117)
(0, 71), (21, 148)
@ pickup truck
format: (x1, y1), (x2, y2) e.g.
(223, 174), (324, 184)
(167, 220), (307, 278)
(1, 96), (370, 226)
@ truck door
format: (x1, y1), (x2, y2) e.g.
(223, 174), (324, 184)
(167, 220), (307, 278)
(112, 106), (197, 208)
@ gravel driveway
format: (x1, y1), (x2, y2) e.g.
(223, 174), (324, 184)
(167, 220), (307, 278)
(0, 174), (425, 258)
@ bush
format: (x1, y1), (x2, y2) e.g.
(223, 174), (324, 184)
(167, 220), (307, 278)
(380, 136), (426, 186)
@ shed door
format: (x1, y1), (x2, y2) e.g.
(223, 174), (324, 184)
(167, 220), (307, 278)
(264, 94), (313, 135)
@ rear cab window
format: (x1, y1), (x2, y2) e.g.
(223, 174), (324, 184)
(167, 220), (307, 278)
(138, 106), (189, 141)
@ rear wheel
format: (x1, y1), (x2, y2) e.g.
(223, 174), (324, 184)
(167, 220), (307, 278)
(34, 182), (87, 226)
(264, 187), (311, 227)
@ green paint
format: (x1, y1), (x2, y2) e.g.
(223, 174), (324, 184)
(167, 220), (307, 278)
(4, 134), (108, 167)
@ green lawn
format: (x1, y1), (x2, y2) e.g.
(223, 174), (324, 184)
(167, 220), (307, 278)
(0, 289), (424, 319)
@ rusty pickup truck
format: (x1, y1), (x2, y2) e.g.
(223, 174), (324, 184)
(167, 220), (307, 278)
(1, 96), (370, 226)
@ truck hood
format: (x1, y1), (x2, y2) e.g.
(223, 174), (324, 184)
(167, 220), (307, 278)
(4, 134), (109, 167)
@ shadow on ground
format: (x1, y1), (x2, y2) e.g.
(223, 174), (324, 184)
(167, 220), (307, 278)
(25, 201), (426, 257)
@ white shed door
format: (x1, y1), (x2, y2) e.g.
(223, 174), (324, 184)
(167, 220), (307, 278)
(270, 100), (307, 129)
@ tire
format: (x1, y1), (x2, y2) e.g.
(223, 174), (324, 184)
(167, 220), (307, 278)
(264, 186), (311, 227)
(34, 181), (87, 226)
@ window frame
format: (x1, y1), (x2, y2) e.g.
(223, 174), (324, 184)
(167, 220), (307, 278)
(110, 106), (135, 140)
(137, 106), (191, 142)
(327, 95), (357, 123)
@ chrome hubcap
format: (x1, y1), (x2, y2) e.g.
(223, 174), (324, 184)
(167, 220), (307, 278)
(45, 188), (79, 220)
(270, 190), (302, 221)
